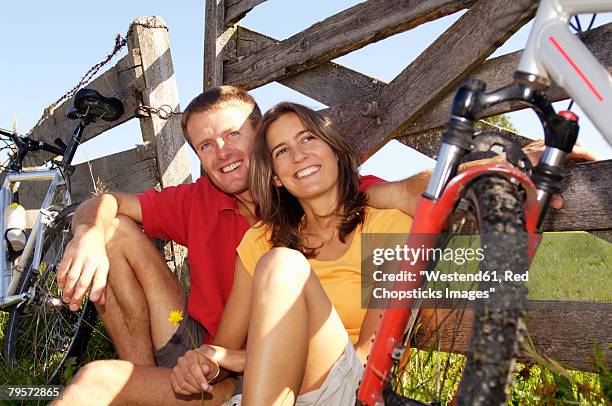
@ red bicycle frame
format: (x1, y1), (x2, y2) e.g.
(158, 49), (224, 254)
(357, 162), (540, 406)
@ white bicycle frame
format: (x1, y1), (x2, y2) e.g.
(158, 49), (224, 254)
(0, 167), (70, 309)
(518, 0), (612, 144)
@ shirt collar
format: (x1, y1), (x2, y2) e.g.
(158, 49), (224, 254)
(219, 192), (240, 214)
(202, 177), (240, 215)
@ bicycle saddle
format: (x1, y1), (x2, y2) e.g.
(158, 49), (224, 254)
(71, 88), (124, 121)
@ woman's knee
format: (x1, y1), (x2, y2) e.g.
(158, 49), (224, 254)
(253, 247), (311, 291)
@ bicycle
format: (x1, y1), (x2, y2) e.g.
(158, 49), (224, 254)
(0, 88), (124, 383)
(357, 0), (612, 404)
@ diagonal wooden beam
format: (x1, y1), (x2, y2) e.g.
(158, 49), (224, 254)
(402, 23), (612, 138)
(324, 0), (538, 161)
(225, 0), (268, 24)
(233, 24), (610, 124)
(228, 27), (386, 107)
(24, 52), (144, 167)
(224, 0), (477, 89)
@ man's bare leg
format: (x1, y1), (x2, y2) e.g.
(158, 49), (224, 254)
(96, 215), (185, 365)
(52, 360), (236, 406)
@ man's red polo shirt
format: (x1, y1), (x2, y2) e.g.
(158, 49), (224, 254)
(137, 175), (383, 340)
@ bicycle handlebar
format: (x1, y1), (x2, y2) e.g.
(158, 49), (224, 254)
(0, 128), (66, 157)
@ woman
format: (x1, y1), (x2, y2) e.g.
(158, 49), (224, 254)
(171, 102), (412, 406)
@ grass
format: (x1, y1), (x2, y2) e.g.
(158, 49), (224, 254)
(0, 232), (609, 405)
(0, 312), (116, 406)
(527, 231), (611, 302)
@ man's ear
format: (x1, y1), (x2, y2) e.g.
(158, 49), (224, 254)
(273, 174), (283, 187)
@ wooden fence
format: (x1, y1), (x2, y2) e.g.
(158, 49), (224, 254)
(20, 1), (610, 373)
(204, 0), (611, 371)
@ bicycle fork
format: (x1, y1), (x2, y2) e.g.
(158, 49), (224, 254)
(425, 72), (579, 232)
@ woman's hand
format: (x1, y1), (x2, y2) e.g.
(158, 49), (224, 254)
(171, 347), (220, 395)
(200, 345), (246, 373)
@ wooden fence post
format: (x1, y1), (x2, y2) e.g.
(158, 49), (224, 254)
(204, 0), (231, 90)
(128, 16), (192, 278)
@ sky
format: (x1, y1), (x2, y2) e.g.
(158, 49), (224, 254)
(1, 1), (610, 182)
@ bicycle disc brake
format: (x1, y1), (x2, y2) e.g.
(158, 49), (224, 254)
(469, 131), (533, 173)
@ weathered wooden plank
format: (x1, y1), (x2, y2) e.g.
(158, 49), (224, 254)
(128, 16), (192, 188)
(204, 0), (226, 90)
(228, 25), (275, 59)
(18, 146), (159, 210)
(229, 27), (386, 107)
(397, 121), (534, 159)
(70, 146), (159, 201)
(403, 23), (612, 138)
(224, 0), (476, 89)
(283, 64), (388, 108)
(225, 0), (267, 24)
(129, 16), (192, 273)
(24, 52), (144, 167)
(416, 300), (612, 372)
(326, 0), (537, 162)
(394, 134), (610, 232)
(543, 159), (612, 232)
(590, 230), (612, 243)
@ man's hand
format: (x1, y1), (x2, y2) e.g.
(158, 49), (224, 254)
(171, 347), (222, 395)
(521, 139), (599, 209)
(522, 139), (599, 166)
(57, 225), (109, 311)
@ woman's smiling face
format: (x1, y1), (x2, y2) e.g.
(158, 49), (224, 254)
(266, 112), (339, 201)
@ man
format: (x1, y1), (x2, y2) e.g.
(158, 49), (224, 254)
(54, 85), (429, 405)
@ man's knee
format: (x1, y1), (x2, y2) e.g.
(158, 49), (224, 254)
(105, 214), (146, 247)
(253, 247), (311, 291)
(73, 359), (122, 384)
(104, 215), (165, 277)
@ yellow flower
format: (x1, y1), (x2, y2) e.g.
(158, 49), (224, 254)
(167, 310), (184, 326)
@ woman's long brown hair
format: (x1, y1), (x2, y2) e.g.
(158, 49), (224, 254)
(249, 102), (366, 258)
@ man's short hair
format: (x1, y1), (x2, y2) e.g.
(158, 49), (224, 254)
(180, 85), (262, 142)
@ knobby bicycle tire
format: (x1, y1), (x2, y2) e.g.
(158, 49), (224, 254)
(384, 175), (528, 405)
(4, 204), (97, 384)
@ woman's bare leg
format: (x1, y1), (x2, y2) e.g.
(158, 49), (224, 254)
(243, 247), (349, 406)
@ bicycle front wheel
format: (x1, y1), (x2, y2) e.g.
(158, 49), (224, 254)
(4, 204), (96, 384)
(384, 175), (528, 405)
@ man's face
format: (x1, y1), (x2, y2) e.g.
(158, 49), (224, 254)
(186, 104), (256, 196)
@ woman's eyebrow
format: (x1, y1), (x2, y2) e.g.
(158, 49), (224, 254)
(270, 130), (310, 152)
